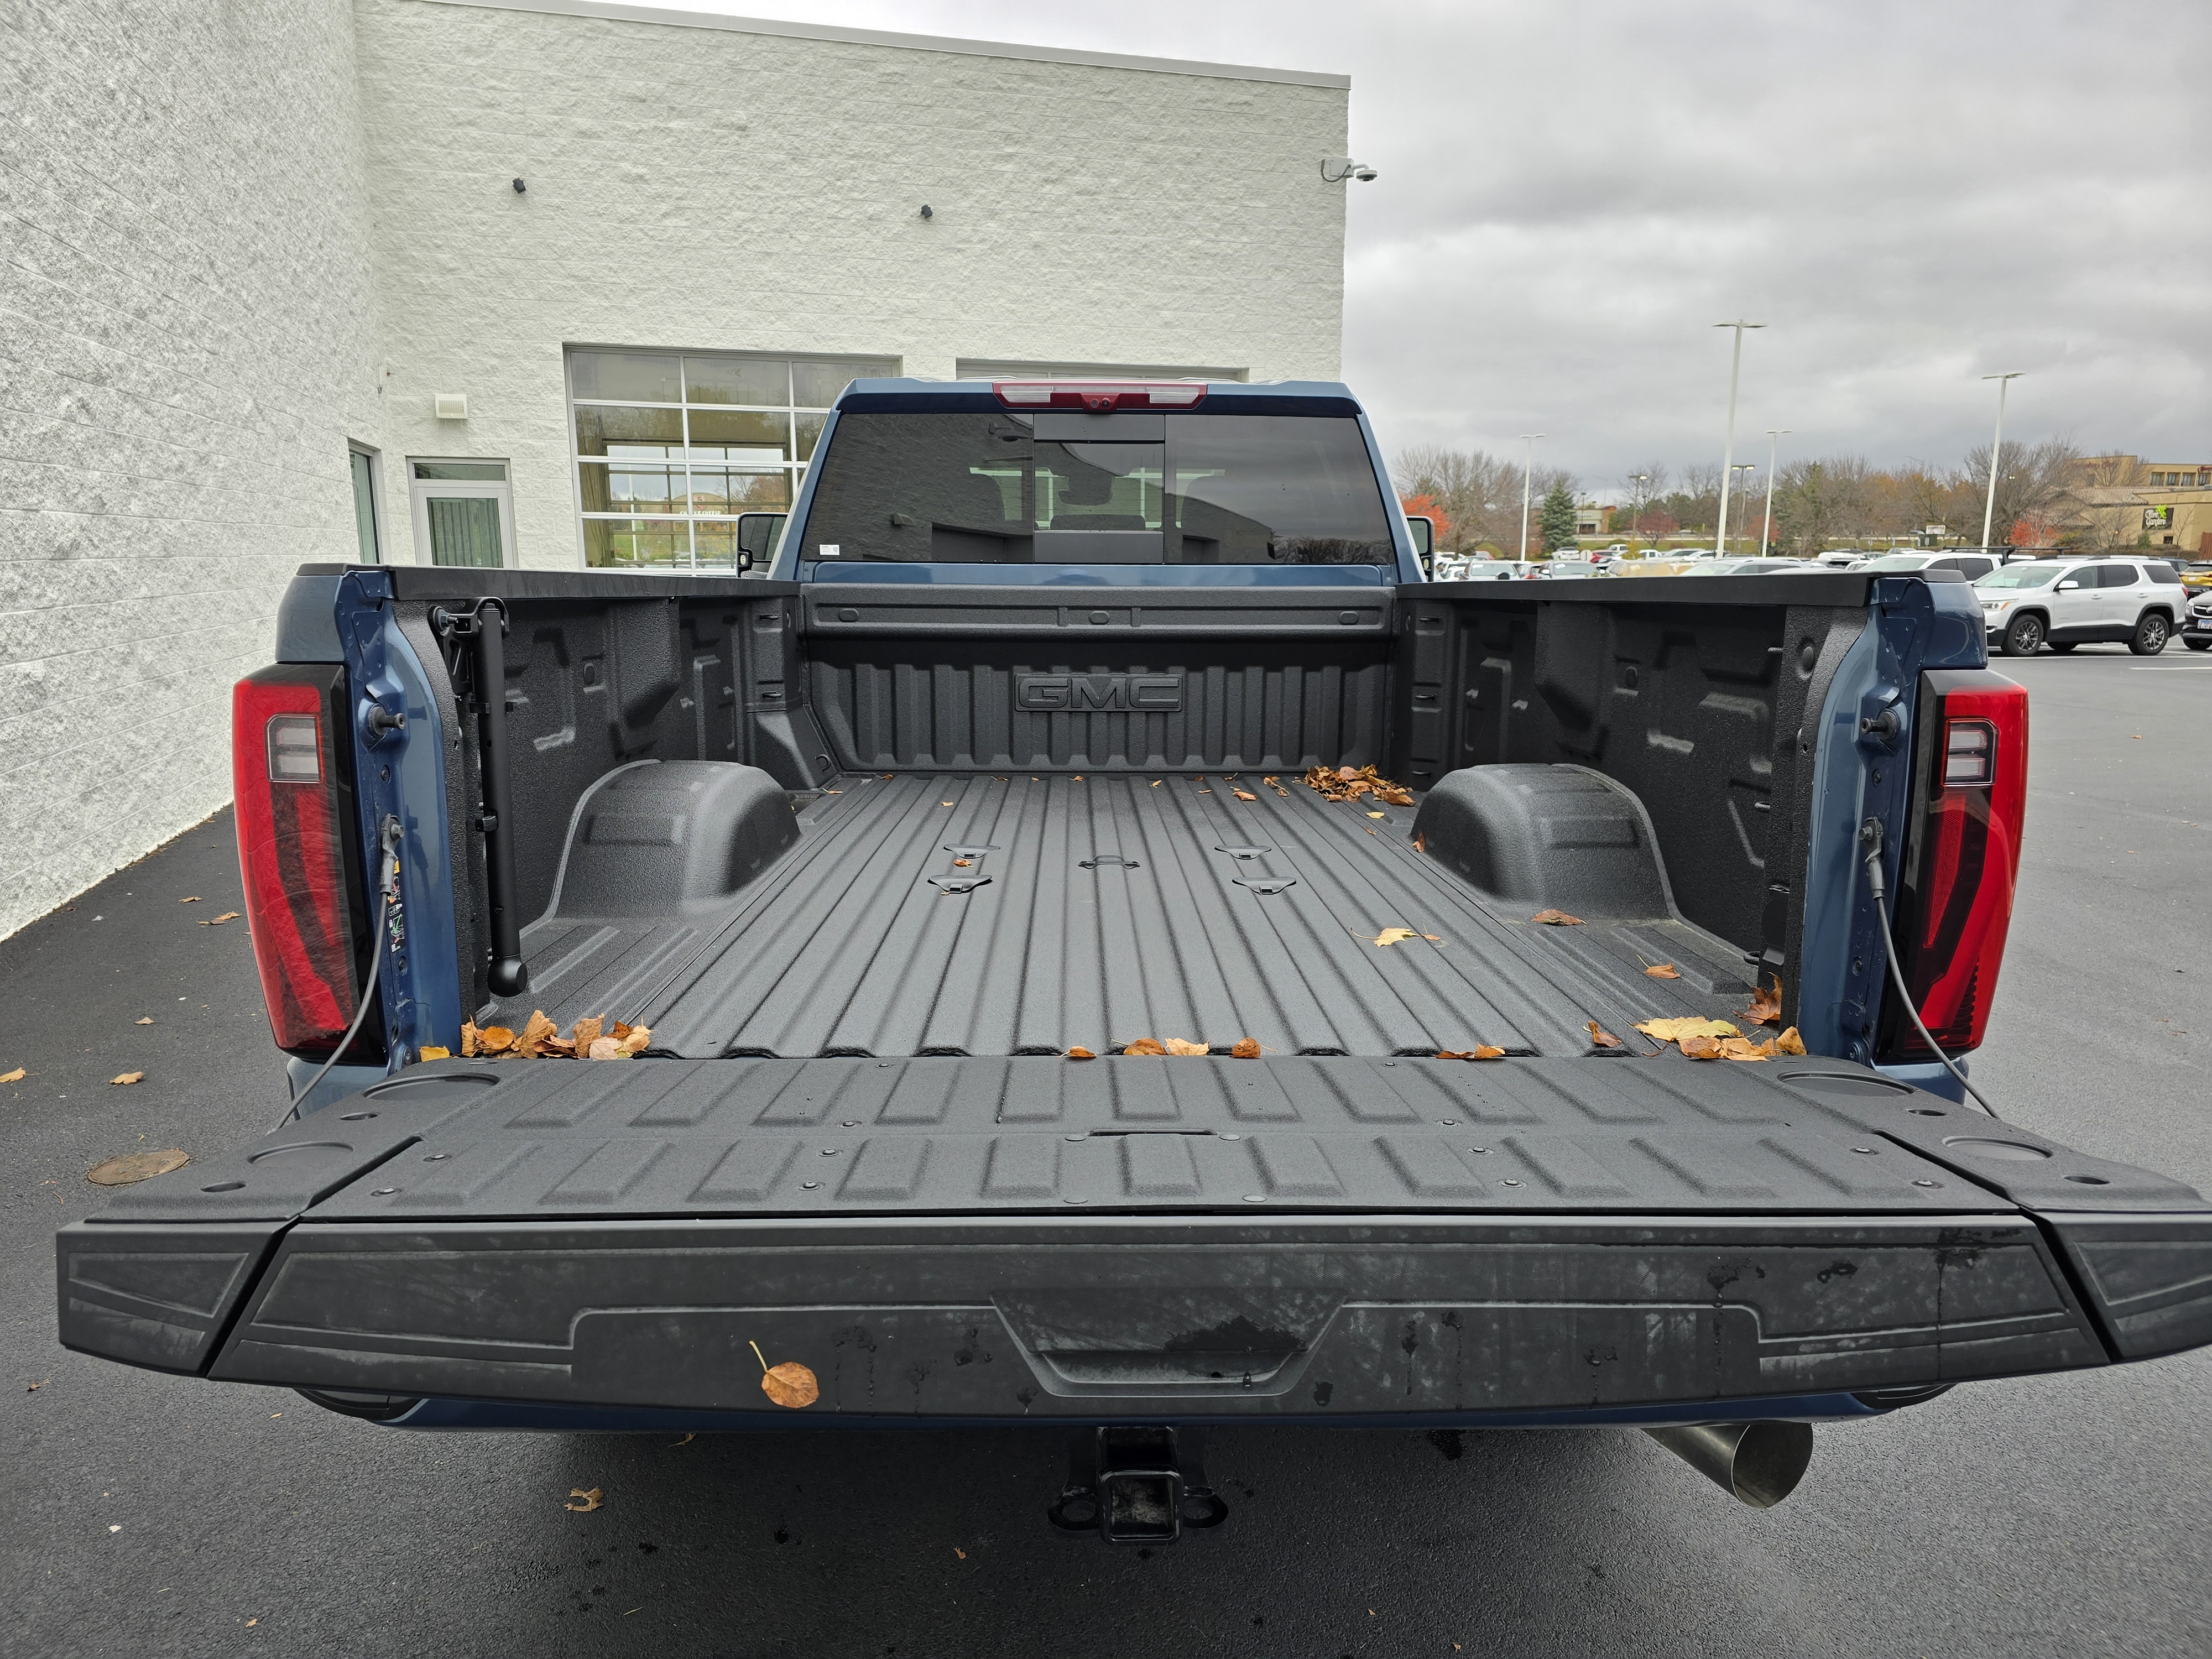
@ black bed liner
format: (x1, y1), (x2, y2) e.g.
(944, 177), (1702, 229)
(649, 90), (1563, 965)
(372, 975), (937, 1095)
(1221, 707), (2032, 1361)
(494, 771), (1767, 1060)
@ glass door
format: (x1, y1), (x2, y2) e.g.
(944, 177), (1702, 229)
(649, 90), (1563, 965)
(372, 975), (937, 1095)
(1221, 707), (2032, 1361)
(408, 460), (515, 567)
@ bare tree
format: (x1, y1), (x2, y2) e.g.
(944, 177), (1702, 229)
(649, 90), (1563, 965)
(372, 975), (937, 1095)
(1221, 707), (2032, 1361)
(1392, 445), (1519, 550)
(1953, 436), (2084, 547)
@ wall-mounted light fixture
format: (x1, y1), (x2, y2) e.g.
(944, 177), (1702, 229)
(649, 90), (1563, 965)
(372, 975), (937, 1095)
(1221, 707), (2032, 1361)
(919, 204), (933, 219)
(434, 393), (469, 420)
(1320, 158), (1378, 183)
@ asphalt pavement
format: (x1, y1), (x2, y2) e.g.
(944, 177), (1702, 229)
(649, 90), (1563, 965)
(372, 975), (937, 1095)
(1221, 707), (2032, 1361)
(6, 645), (2209, 1658)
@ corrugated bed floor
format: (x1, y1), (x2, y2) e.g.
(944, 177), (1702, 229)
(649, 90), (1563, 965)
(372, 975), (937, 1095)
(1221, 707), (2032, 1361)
(499, 772), (1765, 1061)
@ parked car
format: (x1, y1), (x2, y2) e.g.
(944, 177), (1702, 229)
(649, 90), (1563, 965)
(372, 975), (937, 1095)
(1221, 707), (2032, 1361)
(2184, 591), (2212, 651)
(57, 374), (2212, 1530)
(2178, 560), (2212, 594)
(1855, 551), (2000, 581)
(1973, 556), (2186, 656)
(1814, 549), (1869, 567)
(1681, 557), (1813, 576)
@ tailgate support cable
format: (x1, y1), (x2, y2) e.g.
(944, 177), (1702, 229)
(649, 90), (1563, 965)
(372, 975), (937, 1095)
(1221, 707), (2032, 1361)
(431, 598), (529, 998)
(1860, 817), (2000, 1119)
(278, 815), (403, 1129)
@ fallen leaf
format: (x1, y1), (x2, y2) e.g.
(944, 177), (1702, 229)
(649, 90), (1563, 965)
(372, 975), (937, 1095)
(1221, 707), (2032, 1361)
(1718, 1036), (1772, 1062)
(1301, 763), (1416, 806)
(1233, 790), (1258, 802)
(1634, 1016), (1743, 1043)
(1162, 1037), (1208, 1056)
(1679, 1034), (1723, 1060)
(109, 1071), (144, 1086)
(134, 1016), (154, 1025)
(87, 1149), (189, 1186)
(749, 1340), (820, 1408)
(617, 1026), (653, 1057)
(1262, 775), (1279, 785)
(540, 1036), (576, 1058)
(1776, 1026), (1807, 1056)
(179, 896), (200, 903)
(571, 1016), (604, 1050)
(941, 800), (954, 806)
(954, 1547), (967, 1561)
(474, 1024), (516, 1055)
(1530, 909), (1583, 926)
(1229, 1039), (1261, 1058)
(416, 1046), (452, 1062)
(1643, 963), (1681, 980)
(1587, 1021), (1623, 1050)
(1122, 1038), (1167, 1056)
(1366, 811), (1385, 819)
(1422, 933), (1441, 941)
(1412, 833), (1426, 854)
(1437, 1046), (1507, 1061)
(1066, 1046), (1097, 1060)
(200, 911), (241, 926)
(460, 1022), (479, 1057)
(564, 1487), (603, 1512)
(1372, 927), (1419, 947)
(0, 1068), (23, 1084)
(515, 1010), (559, 1056)
(26, 1380), (42, 1391)
(952, 857), (973, 867)
(1739, 975), (1783, 1026)
(587, 1036), (624, 1060)
(1150, 779), (1162, 787)
(611, 1022), (633, 1041)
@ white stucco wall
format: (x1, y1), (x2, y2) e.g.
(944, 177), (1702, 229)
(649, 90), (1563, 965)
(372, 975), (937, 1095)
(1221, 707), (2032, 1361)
(0, 0), (387, 942)
(355, 0), (1350, 569)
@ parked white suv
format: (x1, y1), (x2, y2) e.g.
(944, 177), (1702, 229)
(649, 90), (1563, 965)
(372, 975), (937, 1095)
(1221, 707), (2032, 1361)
(1973, 557), (2187, 657)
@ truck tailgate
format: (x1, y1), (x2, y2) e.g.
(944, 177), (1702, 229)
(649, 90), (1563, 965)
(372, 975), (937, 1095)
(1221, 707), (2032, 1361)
(60, 1058), (2212, 1419)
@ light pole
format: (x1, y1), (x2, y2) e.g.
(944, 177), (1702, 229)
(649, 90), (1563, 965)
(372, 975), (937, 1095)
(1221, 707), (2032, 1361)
(1730, 465), (1756, 555)
(1759, 429), (1790, 557)
(1979, 372), (2023, 551)
(1629, 473), (1650, 557)
(1712, 321), (1766, 555)
(1519, 433), (1545, 561)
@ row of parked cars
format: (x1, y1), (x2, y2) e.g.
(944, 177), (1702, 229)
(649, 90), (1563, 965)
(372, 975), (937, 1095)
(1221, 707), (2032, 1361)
(1425, 546), (2212, 656)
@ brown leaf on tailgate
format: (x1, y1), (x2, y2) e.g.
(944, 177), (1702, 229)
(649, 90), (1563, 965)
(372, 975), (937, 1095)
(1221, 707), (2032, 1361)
(1372, 927), (1418, 947)
(1634, 1016), (1741, 1043)
(1229, 1039), (1261, 1059)
(952, 857), (972, 867)
(1233, 790), (1258, 802)
(760, 1362), (819, 1409)
(1, 1068), (25, 1084)
(540, 1037), (576, 1058)
(564, 1487), (603, 1513)
(1739, 975), (1783, 1026)
(1643, 963), (1681, 979)
(1776, 1026), (1808, 1056)
(1678, 1034), (1723, 1060)
(109, 1072), (144, 1086)
(1586, 1021), (1623, 1050)
(1121, 1038), (1166, 1056)
(515, 1010), (559, 1056)
(1161, 1037), (1208, 1056)
(587, 1037), (624, 1060)
(460, 1022), (479, 1057)
(611, 1022), (633, 1041)
(474, 1024), (516, 1055)
(1718, 1036), (1771, 1062)
(616, 1026), (652, 1057)
(1436, 1046), (1506, 1061)
(1262, 775), (1279, 786)
(1529, 909), (1583, 926)
(416, 1046), (452, 1062)
(1066, 1046), (1097, 1060)
(571, 1016), (603, 1050)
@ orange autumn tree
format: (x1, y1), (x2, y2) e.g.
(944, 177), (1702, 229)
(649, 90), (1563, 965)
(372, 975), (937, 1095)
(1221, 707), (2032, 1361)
(1400, 492), (1453, 545)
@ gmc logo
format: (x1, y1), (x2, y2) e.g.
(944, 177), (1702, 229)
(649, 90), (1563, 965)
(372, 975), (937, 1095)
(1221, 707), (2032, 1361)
(1015, 673), (1183, 712)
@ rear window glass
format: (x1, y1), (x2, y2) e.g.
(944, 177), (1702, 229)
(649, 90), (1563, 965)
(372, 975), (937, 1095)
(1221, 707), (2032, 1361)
(1976, 565), (2058, 589)
(799, 412), (1392, 564)
(2147, 562), (2182, 584)
(2096, 564), (2140, 587)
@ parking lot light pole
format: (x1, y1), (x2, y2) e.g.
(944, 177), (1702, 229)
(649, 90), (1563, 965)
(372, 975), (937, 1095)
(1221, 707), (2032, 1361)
(1519, 434), (1544, 561)
(1760, 430), (1790, 557)
(1730, 465), (1756, 555)
(1630, 472), (1650, 557)
(1980, 372), (2023, 551)
(1712, 321), (1765, 555)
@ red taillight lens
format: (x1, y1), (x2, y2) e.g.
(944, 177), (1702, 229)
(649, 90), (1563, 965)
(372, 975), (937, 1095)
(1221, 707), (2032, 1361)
(1883, 670), (2028, 1057)
(992, 380), (1207, 411)
(232, 667), (371, 1057)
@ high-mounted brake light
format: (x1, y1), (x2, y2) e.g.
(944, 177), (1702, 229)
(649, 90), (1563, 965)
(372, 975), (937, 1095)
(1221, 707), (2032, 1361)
(1881, 670), (2028, 1059)
(992, 380), (1208, 411)
(233, 666), (375, 1060)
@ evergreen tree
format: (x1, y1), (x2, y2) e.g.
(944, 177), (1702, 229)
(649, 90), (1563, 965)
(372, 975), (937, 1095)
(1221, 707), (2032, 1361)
(1538, 482), (1578, 554)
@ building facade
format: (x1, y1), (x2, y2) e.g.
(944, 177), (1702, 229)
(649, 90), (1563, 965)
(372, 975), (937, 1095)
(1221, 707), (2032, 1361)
(1, 0), (1352, 940)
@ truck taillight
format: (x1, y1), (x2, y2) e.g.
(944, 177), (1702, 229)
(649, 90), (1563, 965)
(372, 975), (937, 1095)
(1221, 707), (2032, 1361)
(232, 667), (374, 1058)
(1881, 670), (2028, 1058)
(992, 380), (1207, 411)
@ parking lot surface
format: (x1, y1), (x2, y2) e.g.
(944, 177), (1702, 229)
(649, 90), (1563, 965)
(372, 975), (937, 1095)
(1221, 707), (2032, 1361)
(6, 646), (2208, 1658)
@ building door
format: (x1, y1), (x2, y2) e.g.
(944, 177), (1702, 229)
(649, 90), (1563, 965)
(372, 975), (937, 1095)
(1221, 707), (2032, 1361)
(348, 447), (383, 562)
(409, 460), (515, 567)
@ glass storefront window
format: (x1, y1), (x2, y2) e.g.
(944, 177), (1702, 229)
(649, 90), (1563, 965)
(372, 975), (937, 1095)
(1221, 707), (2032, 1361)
(568, 348), (895, 571)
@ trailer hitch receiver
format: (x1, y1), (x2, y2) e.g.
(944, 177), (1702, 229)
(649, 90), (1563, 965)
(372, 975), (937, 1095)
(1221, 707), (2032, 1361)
(1048, 1427), (1229, 1543)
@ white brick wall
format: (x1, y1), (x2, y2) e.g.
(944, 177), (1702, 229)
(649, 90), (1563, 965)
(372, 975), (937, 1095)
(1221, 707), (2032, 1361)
(0, 0), (1347, 938)
(0, 0), (387, 941)
(356, 0), (1348, 568)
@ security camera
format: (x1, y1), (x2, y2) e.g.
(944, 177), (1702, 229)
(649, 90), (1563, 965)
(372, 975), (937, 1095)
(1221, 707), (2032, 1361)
(1321, 158), (1379, 184)
(1352, 165), (1378, 182)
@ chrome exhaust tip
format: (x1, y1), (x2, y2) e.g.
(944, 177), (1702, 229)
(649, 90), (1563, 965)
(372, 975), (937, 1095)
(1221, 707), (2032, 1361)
(1642, 1420), (1814, 1509)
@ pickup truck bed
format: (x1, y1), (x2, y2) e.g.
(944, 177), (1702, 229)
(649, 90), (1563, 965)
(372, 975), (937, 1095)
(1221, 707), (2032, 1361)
(503, 768), (1760, 1060)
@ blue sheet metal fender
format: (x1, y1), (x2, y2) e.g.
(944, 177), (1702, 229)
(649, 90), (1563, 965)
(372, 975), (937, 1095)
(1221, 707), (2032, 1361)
(336, 570), (465, 1067)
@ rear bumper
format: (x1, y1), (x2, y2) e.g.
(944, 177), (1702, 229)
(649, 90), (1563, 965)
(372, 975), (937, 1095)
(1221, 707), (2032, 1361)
(58, 1210), (2212, 1423)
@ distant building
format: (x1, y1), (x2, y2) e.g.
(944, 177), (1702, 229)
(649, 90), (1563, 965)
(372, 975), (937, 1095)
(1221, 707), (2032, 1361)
(2064, 456), (2212, 554)
(1575, 503), (1616, 536)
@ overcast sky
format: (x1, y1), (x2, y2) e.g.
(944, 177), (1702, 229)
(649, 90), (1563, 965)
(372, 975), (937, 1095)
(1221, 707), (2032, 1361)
(696, 0), (2208, 492)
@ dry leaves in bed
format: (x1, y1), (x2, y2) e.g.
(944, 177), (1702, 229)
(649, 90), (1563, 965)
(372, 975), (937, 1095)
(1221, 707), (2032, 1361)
(1586, 1021), (1623, 1050)
(1642, 963), (1681, 980)
(1301, 764), (1415, 807)
(1528, 909), (1583, 927)
(1643, 1017), (1807, 1062)
(1436, 1046), (1506, 1061)
(1115, 1037), (1261, 1057)
(1739, 976), (1784, 1026)
(750, 1340), (818, 1408)
(460, 1014), (650, 1061)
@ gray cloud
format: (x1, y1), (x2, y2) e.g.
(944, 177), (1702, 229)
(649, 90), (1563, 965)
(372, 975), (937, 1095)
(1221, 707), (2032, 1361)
(698, 0), (2210, 483)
